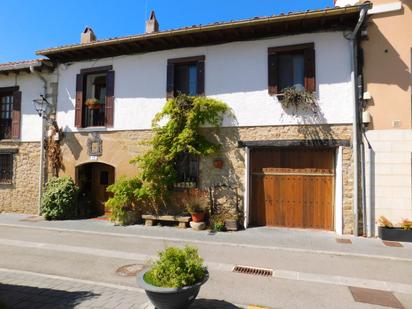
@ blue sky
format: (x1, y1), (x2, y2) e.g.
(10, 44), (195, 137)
(0, 0), (333, 63)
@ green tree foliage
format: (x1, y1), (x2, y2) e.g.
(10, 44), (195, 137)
(144, 246), (206, 288)
(41, 176), (79, 220)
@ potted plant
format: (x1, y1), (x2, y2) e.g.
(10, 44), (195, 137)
(378, 216), (412, 242)
(184, 189), (208, 223)
(85, 98), (101, 110)
(137, 246), (208, 309)
(279, 87), (317, 114)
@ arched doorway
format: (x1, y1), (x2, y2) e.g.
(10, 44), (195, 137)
(76, 162), (115, 216)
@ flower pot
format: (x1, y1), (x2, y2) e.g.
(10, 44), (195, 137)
(378, 226), (412, 242)
(191, 212), (205, 223)
(137, 269), (209, 309)
(224, 219), (238, 231)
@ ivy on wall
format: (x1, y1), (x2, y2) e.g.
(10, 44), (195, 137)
(107, 94), (230, 217)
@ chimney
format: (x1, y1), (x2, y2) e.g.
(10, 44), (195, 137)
(145, 10), (159, 34)
(81, 27), (96, 44)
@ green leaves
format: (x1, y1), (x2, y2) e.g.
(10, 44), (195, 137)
(132, 94), (229, 206)
(144, 246), (206, 288)
(41, 176), (79, 220)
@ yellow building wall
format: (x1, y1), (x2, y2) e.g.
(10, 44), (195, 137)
(363, 0), (412, 129)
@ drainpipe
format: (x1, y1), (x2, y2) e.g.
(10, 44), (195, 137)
(30, 66), (48, 215)
(345, 5), (369, 236)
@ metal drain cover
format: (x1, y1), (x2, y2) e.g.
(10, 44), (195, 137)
(232, 265), (273, 277)
(116, 264), (144, 277)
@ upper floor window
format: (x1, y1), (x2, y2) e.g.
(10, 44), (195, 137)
(268, 43), (316, 95)
(167, 56), (205, 99)
(0, 153), (13, 184)
(0, 87), (21, 140)
(75, 66), (115, 128)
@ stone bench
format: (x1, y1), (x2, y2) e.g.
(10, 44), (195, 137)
(142, 215), (191, 228)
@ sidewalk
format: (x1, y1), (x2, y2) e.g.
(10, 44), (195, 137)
(0, 269), (245, 309)
(0, 213), (411, 261)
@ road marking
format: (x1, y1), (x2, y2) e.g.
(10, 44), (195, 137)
(0, 223), (411, 263)
(0, 267), (145, 293)
(1, 237), (412, 295)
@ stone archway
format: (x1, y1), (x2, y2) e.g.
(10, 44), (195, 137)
(76, 162), (115, 216)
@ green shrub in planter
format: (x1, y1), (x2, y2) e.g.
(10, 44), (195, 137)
(106, 177), (143, 225)
(41, 176), (79, 220)
(144, 246), (206, 288)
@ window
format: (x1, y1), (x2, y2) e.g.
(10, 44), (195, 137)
(268, 43), (316, 95)
(173, 152), (199, 189)
(0, 153), (13, 184)
(0, 87), (21, 140)
(167, 56), (205, 98)
(75, 66), (115, 128)
(0, 93), (13, 139)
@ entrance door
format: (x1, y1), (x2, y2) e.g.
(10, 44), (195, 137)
(77, 163), (115, 216)
(250, 148), (334, 230)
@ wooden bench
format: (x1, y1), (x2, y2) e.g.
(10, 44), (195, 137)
(142, 215), (191, 228)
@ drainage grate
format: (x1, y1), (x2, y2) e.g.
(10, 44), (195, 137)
(116, 264), (144, 277)
(232, 265), (273, 277)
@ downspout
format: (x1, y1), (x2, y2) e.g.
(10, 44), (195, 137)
(345, 5), (369, 236)
(30, 65), (48, 215)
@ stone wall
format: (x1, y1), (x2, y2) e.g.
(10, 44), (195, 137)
(60, 124), (354, 233)
(0, 142), (40, 214)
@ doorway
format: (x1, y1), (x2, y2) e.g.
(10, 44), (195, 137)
(76, 162), (115, 216)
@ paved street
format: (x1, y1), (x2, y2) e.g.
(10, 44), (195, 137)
(0, 214), (412, 308)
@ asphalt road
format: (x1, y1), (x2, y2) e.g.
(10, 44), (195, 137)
(0, 225), (411, 308)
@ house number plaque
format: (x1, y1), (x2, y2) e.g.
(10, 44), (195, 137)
(87, 132), (103, 157)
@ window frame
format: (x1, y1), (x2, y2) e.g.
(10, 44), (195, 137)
(75, 65), (115, 128)
(0, 86), (20, 140)
(166, 55), (205, 99)
(0, 150), (16, 185)
(173, 152), (200, 190)
(268, 43), (316, 96)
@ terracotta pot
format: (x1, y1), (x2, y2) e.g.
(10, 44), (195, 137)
(213, 159), (224, 169)
(191, 212), (205, 223)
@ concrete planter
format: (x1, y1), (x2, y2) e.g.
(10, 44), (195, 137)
(224, 219), (238, 231)
(378, 227), (412, 243)
(137, 269), (209, 309)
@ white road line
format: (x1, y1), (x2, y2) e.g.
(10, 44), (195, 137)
(0, 267), (145, 293)
(1, 223), (411, 263)
(1, 237), (412, 295)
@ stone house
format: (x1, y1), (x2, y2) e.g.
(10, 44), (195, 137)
(1, 4), (373, 235)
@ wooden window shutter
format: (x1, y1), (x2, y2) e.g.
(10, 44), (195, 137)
(166, 63), (175, 99)
(196, 59), (205, 96)
(304, 46), (316, 93)
(268, 52), (278, 95)
(105, 70), (115, 128)
(11, 91), (21, 139)
(75, 74), (84, 128)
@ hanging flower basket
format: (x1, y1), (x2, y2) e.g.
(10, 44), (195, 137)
(85, 98), (101, 110)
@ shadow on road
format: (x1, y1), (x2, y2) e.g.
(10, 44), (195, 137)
(191, 298), (243, 308)
(0, 283), (98, 308)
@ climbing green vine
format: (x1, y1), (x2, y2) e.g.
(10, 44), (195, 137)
(107, 94), (230, 218)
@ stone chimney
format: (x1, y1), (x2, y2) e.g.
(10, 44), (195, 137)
(145, 10), (159, 34)
(81, 27), (96, 44)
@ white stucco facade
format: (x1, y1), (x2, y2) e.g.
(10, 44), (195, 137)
(365, 130), (412, 235)
(56, 31), (354, 131)
(0, 72), (56, 142)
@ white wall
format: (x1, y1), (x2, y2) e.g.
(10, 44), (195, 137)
(0, 72), (54, 142)
(365, 130), (412, 234)
(56, 31), (354, 132)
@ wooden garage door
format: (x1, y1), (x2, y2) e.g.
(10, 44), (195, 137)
(250, 148), (334, 230)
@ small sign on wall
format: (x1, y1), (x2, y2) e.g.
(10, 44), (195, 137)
(89, 156), (98, 161)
